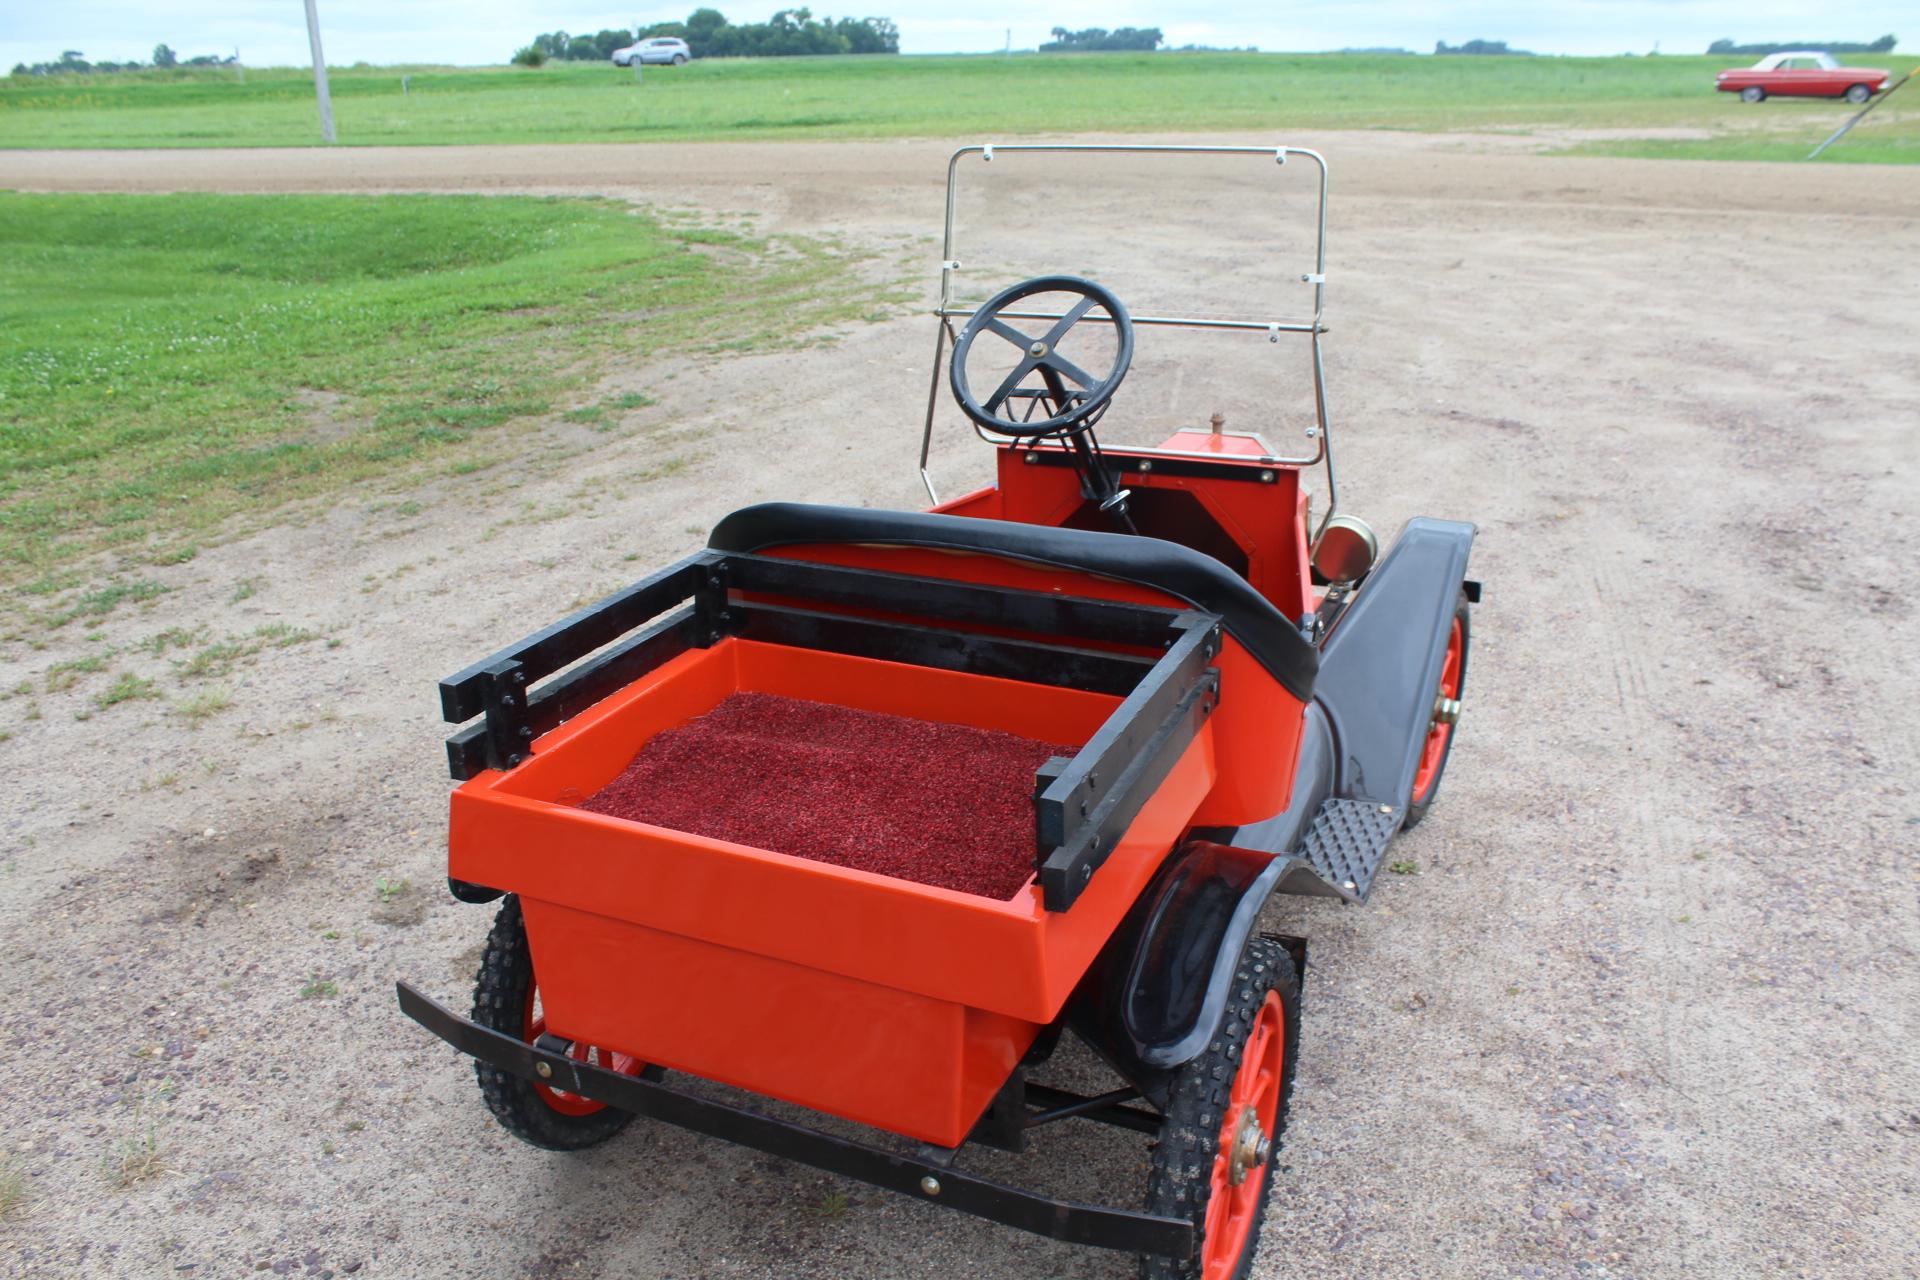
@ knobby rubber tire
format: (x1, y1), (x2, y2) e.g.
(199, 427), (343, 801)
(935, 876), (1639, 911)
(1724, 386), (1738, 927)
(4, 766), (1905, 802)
(471, 895), (636, 1151)
(1402, 589), (1471, 830)
(1141, 937), (1301, 1280)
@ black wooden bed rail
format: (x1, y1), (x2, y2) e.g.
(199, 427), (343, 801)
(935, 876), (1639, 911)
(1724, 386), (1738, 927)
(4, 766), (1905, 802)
(438, 550), (1221, 912)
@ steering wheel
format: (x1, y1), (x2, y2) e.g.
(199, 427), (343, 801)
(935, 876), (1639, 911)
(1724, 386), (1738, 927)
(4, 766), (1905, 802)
(949, 276), (1134, 438)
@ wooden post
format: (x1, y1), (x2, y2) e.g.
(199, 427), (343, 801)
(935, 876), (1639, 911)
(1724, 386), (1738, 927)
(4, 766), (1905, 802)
(303, 0), (336, 144)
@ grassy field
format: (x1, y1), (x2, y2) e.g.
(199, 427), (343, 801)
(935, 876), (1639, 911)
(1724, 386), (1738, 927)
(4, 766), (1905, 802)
(1, 52), (1914, 161)
(0, 192), (877, 585)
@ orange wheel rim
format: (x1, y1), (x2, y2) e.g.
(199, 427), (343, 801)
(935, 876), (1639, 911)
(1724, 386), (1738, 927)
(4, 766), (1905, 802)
(523, 984), (641, 1117)
(1200, 990), (1285, 1279)
(1411, 616), (1464, 803)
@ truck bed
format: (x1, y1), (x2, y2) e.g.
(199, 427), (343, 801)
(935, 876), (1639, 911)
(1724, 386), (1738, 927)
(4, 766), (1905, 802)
(580, 692), (1067, 899)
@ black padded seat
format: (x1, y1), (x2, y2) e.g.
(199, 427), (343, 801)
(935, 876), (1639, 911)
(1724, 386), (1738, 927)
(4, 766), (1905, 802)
(708, 502), (1317, 703)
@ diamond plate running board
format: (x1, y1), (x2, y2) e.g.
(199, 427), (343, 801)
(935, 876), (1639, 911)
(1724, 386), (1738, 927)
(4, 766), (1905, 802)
(1295, 797), (1402, 902)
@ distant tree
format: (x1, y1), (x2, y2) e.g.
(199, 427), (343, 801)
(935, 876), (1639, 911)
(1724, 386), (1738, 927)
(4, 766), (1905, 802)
(152, 43), (177, 68)
(1039, 27), (1164, 53)
(1434, 39), (1533, 56)
(511, 44), (548, 67)
(1708, 34), (1896, 55)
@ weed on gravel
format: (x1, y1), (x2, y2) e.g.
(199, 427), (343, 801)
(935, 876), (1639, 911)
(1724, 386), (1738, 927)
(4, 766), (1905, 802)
(107, 1121), (167, 1189)
(175, 624), (319, 680)
(94, 672), (159, 710)
(0, 1155), (23, 1219)
(172, 687), (234, 726)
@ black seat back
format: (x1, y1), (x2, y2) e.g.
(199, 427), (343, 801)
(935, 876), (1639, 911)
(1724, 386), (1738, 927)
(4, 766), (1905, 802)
(708, 503), (1317, 702)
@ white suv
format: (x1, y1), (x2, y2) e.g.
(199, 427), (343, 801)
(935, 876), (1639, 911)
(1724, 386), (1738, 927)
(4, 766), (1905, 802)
(612, 37), (691, 66)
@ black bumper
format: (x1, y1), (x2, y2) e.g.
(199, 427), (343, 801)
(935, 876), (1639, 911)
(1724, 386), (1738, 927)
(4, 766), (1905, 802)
(396, 981), (1194, 1261)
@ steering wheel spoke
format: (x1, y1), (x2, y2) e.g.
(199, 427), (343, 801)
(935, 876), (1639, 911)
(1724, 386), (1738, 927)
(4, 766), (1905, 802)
(981, 317), (1038, 349)
(1041, 352), (1097, 389)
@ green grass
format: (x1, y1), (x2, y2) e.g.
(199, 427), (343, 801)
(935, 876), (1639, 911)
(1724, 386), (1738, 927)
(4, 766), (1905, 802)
(0, 54), (1912, 160)
(0, 192), (874, 579)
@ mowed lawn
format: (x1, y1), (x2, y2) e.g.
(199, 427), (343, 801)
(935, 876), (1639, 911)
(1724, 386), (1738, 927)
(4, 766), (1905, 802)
(1, 52), (1915, 161)
(0, 193), (872, 585)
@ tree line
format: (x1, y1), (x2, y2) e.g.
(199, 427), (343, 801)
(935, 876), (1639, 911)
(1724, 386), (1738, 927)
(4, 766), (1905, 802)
(1434, 39), (1535, 56)
(1707, 35), (1896, 55)
(10, 45), (235, 76)
(1039, 28), (1165, 52)
(514, 9), (900, 64)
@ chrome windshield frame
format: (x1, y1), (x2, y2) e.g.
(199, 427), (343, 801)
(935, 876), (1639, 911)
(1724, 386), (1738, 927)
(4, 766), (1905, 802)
(918, 143), (1336, 528)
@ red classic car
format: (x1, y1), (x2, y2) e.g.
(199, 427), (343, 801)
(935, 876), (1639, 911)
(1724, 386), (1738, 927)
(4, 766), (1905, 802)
(1716, 51), (1893, 103)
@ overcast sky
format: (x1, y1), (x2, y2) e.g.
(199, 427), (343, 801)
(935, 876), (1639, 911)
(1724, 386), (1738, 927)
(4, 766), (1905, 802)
(3, 2), (1904, 68)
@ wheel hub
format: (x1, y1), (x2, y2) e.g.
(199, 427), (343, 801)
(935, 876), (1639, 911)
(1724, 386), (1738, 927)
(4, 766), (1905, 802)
(1226, 1105), (1271, 1186)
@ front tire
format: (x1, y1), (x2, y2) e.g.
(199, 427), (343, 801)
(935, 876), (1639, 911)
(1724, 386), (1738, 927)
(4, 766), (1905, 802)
(1740, 86), (1766, 103)
(1142, 938), (1300, 1280)
(471, 895), (643, 1150)
(1402, 590), (1469, 830)
(1845, 84), (1872, 105)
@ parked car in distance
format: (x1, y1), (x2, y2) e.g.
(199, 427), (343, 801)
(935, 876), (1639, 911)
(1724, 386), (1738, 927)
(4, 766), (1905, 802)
(612, 37), (690, 66)
(1716, 51), (1892, 103)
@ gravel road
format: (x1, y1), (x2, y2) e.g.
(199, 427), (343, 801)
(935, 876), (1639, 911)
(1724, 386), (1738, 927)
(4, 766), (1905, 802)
(2, 133), (1917, 1280)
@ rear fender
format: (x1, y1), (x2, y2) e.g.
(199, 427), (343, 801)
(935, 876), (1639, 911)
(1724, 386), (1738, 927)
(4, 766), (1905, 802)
(1315, 517), (1476, 806)
(1069, 841), (1301, 1107)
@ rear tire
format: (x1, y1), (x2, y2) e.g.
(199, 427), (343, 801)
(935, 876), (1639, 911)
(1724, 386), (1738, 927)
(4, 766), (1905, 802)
(672, 53), (688, 65)
(471, 895), (641, 1151)
(1141, 938), (1300, 1280)
(1845, 84), (1872, 105)
(1402, 590), (1470, 830)
(1740, 86), (1766, 103)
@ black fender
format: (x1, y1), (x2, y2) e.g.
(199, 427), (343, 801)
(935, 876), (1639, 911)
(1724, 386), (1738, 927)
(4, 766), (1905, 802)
(1314, 517), (1476, 807)
(448, 877), (505, 904)
(1068, 841), (1304, 1108)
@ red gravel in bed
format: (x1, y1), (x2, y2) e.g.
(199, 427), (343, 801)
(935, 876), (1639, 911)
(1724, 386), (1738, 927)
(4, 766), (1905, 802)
(579, 692), (1071, 899)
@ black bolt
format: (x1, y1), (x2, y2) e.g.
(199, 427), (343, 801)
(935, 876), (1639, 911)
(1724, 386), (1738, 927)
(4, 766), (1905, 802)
(499, 694), (516, 708)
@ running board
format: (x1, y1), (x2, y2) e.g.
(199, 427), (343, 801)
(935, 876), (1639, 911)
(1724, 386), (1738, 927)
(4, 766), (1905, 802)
(1289, 797), (1402, 902)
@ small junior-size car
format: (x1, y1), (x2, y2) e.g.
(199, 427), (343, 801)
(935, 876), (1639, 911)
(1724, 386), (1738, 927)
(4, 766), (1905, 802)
(1715, 51), (1892, 103)
(612, 37), (690, 66)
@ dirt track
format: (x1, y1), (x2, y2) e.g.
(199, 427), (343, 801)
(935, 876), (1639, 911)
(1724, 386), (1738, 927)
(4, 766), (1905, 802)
(2, 134), (1918, 1280)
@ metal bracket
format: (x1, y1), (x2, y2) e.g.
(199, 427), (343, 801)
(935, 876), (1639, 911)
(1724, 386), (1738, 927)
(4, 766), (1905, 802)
(479, 658), (531, 770)
(691, 559), (733, 646)
(968, 1069), (1027, 1153)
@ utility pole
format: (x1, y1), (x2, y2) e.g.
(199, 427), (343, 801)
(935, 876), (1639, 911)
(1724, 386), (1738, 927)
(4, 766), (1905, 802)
(303, 0), (336, 144)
